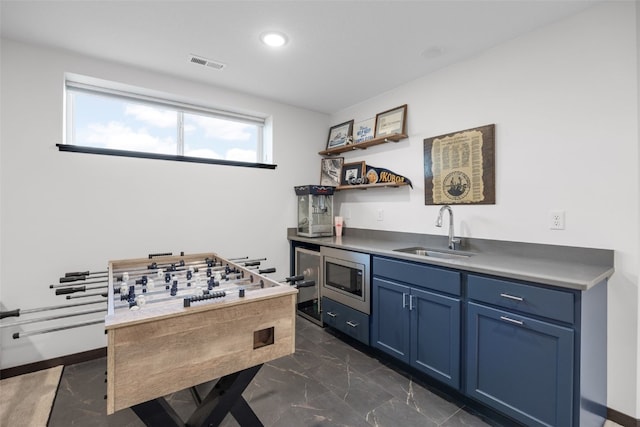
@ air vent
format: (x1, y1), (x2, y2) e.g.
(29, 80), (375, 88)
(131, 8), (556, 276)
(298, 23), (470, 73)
(188, 54), (226, 71)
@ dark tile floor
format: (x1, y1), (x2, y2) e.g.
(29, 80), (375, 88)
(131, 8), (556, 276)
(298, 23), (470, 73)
(49, 317), (502, 427)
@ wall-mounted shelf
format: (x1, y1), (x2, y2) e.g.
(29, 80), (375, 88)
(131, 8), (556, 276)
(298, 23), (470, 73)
(319, 133), (408, 156)
(336, 182), (409, 191)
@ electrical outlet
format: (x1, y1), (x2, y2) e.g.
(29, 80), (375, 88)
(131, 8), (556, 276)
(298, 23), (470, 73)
(377, 209), (384, 221)
(549, 210), (565, 230)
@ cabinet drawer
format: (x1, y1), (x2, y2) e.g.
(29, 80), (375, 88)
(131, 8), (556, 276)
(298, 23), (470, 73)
(467, 275), (574, 324)
(373, 257), (461, 296)
(322, 297), (370, 345)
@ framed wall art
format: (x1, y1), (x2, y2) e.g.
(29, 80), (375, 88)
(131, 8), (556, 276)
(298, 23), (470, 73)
(375, 104), (407, 138)
(340, 161), (366, 186)
(326, 120), (354, 150)
(423, 124), (495, 205)
(320, 157), (344, 187)
(353, 118), (375, 144)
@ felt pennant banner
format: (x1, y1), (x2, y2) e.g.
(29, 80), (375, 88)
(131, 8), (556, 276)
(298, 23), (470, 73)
(365, 165), (413, 188)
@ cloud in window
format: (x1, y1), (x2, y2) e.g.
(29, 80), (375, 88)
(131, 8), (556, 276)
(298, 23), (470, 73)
(85, 121), (176, 154)
(125, 105), (176, 128)
(185, 115), (253, 141)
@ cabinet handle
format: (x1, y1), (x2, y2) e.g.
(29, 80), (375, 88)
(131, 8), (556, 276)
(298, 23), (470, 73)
(500, 293), (524, 302)
(346, 321), (359, 328)
(402, 293), (408, 308)
(409, 295), (415, 311)
(500, 316), (524, 325)
(326, 311), (337, 318)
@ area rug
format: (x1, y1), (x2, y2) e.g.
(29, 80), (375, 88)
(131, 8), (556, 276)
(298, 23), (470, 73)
(0, 365), (63, 427)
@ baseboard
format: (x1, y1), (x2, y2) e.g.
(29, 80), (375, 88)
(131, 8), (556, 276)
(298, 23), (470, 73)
(608, 407), (640, 427)
(0, 347), (106, 379)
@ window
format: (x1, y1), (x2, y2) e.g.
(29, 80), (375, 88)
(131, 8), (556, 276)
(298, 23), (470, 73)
(62, 78), (273, 169)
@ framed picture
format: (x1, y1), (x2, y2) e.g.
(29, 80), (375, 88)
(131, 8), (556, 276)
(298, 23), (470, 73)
(340, 161), (366, 186)
(375, 104), (407, 138)
(319, 157), (344, 187)
(424, 124), (495, 205)
(353, 118), (375, 144)
(326, 120), (354, 149)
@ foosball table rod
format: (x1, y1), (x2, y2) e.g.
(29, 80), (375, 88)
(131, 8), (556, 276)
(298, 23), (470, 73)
(181, 280), (276, 308)
(112, 266), (276, 297)
(115, 276), (262, 310)
(110, 257), (221, 275)
(55, 284), (108, 295)
(110, 258), (268, 283)
(0, 299), (106, 319)
(113, 267), (265, 294)
(281, 275), (316, 289)
(11, 319), (104, 339)
(66, 291), (109, 299)
(53, 277), (108, 286)
(0, 307), (106, 328)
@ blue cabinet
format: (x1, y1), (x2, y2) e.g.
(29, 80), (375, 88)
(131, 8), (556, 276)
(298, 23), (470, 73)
(466, 302), (574, 426)
(411, 286), (460, 388)
(322, 297), (370, 345)
(372, 257), (461, 389)
(466, 274), (607, 427)
(289, 238), (608, 427)
(372, 277), (411, 362)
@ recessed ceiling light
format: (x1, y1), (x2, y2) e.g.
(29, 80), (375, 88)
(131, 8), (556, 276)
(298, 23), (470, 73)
(260, 31), (288, 48)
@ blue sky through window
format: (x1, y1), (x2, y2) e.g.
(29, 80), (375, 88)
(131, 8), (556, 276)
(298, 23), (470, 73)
(70, 91), (259, 162)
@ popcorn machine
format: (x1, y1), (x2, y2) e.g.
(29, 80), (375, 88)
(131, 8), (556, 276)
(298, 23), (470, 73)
(294, 185), (335, 237)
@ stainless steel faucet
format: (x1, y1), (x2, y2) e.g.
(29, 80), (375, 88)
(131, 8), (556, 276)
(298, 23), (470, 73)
(436, 205), (461, 250)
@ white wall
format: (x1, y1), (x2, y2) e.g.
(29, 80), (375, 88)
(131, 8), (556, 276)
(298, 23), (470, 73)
(0, 39), (327, 369)
(330, 1), (639, 419)
(636, 0), (640, 414)
(1, 1), (638, 421)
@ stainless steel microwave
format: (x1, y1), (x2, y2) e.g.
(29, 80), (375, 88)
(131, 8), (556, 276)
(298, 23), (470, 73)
(321, 246), (371, 315)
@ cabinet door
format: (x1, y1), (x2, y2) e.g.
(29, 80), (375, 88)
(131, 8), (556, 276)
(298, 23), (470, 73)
(410, 288), (460, 389)
(466, 302), (574, 427)
(371, 277), (410, 363)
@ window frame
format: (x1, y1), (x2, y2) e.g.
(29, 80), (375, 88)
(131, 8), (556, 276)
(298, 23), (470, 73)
(61, 79), (276, 170)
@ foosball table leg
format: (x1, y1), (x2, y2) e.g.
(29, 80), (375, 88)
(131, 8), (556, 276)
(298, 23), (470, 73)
(187, 364), (264, 427)
(130, 364), (264, 427)
(131, 398), (184, 427)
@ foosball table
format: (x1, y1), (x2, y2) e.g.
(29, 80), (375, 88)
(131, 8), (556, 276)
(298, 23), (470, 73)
(104, 252), (299, 426)
(1, 251), (305, 426)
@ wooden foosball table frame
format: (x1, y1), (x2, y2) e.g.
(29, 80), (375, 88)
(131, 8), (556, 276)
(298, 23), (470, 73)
(104, 253), (298, 426)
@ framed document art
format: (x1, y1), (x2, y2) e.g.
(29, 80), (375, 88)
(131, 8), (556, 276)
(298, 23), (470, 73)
(353, 118), (375, 144)
(340, 161), (366, 186)
(326, 120), (354, 150)
(423, 124), (495, 205)
(375, 104), (407, 138)
(320, 157), (344, 187)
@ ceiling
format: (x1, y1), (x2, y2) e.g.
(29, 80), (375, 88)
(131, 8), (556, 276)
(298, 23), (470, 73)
(1, 0), (600, 114)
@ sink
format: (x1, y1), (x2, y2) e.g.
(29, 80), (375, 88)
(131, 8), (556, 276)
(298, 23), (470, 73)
(393, 247), (472, 260)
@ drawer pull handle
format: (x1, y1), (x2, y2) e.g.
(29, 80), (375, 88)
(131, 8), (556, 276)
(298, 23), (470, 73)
(500, 316), (524, 325)
(500, 293), (524, 302)
(346, 321), (359, 328)
(402, 293), (408, 308)
(326, 311), (337, 318)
